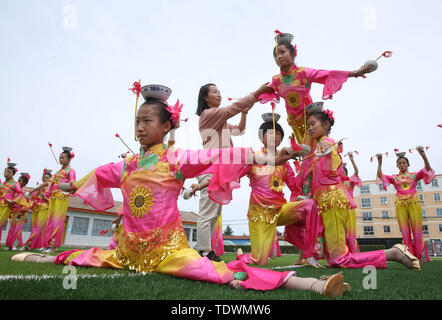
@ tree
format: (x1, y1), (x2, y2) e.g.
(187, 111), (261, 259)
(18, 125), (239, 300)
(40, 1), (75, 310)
(223, 225), (234, 236)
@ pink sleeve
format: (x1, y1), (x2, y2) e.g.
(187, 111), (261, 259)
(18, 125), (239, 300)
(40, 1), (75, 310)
(380, 174), (395, 191)
(74, 161), (124, 211)
(350, 174), (362, 187)
(318, 137), (342, 186)
(415, 168), (435, 184)
(171, 147), (253, 205)
(284, 162), (299, 196)
(304, 67), (350, 100)
(69, 169), (76, 182)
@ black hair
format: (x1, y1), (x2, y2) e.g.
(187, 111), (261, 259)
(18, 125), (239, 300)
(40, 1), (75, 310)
(139, 98), (176, 131)
(19, 176), (29, 185)
(258, 122), (285, 142)
(343, 166), (348, 176)
(396, 156), (410, 166)
(42, 172), (52, 180)
(61, 151), (72, 159)
(196, 83), (216, 116)
(6, 166), (16, 176)
(307, 110), (335, 135)
(273, 40), (296, 59)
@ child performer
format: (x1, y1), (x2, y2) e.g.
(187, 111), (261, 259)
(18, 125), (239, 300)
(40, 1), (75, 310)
(21, 169), (52, 250)
(11, 85), (348, 298)
(6, 172), (30, 250)
(305, 105), (421, 270)
(342, 150), (362, 253)
(376, 148), (434, 263)
(42, 147), (76, 253)
(214, 114), (324, 267)
(0, 162), (21, 247)
(265, 31), (375, 147)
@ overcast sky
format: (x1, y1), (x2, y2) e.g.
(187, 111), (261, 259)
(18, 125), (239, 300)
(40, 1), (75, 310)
(1, 0), (441, 235)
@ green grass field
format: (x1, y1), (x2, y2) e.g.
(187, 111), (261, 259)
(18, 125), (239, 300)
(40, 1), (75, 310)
(1, 247), (441, 300)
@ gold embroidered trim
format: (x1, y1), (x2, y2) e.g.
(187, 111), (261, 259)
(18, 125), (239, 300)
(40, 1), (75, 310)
(113, 223), (189, 273)
(247, 203), (280, 225)
(395, 194), (420, 207)
(314, 185), (350, 215)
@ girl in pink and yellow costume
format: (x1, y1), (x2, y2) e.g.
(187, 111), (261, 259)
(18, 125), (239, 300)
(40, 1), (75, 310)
(11, 84), (349, 297)
(342, 149), (362, 253)
(0, 163), (21, 247)
(22, 169), (53, 250)
(304, 104), (421, 270)
(377, 148), (434, 263)
(6, 172), (31, 250)
(262, 31), (375, 148)
(227, 115), (323, 267)
(42, 147), (76, 253)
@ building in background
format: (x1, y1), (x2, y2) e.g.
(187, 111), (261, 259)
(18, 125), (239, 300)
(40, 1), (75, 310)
(353, 174), (442, 256)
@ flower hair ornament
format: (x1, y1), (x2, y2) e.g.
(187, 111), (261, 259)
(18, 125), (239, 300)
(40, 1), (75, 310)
(20, 172), (30, 181)
(165, 99), (184, 127)
(43, 168), (52, 175)
(323, 109), (335, 122)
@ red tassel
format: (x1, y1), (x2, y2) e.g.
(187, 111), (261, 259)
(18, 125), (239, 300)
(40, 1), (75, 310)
(99, 229), (109, 236)
(129, 81), (142, 97)
(294, 160), (301, 173)
(383, 51), (393, 58)
(409, 149), (413, 153)
(438, 124), (442, 128)
(274, 29), (283, 35)
(289, 135), (303, 151)
(271, 102), (276, 111)
(370, 157), (373, 162)
(48, 142), (53, 148)
(394, 148), (399, 152)
(115, 133), (120, 138)
(385, 152), (388, 157)
(7, 157), (11, 162)
(425, 146), (429, 151)
(354, 151), (359, 155)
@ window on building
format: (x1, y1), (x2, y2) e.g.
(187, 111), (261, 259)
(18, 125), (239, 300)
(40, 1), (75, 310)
(91, 219), (112, 237)
(419, 194), (425, 205)
(378, 184), (384, 191)
(71, 217), (89, 235)
(383, 225), (391, 233)
(364, 226), (374, 236)
(360, 185), (370, 194)
(416, 181), (423, 191)
(437, 208), (442, 217)
(380, 197), (388, 205)
(434, 193), (441, 202)
(192, 229), (197, 242)
(22, 214), (32, 232)
(382, 211), (389, 219)
(184, 228), (190, 241)
(422, 209), (427, 219)
(432, 179), (439, 187)
(361, 198), (372, 208)
(362, 212), (373, 221)
(422, 225), (429, 235)
(439, 224), (442, 232)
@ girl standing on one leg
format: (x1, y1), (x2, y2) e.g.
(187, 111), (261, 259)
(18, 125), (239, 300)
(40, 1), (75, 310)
(43, 147), (76, 253)
(11, 85), (348, 297)
(342, 151), (362, 253)
(6, 173), (30, 250)
(0, 163), (21, 247)
(21, 169), (52, 250)
(305, 106), (421, 270)
(376, 148), (434, 264)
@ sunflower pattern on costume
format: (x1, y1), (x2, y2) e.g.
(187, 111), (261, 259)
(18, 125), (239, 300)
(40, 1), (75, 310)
(129, 186), (154, 218)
